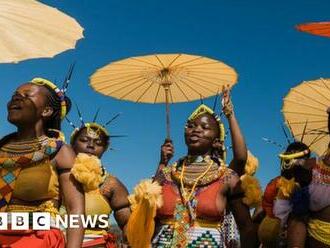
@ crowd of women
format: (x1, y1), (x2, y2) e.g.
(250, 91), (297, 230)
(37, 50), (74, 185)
(0, 75), (329, 248)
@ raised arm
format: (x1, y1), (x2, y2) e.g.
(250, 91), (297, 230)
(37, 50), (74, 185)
(56, 145), (85, 248)
(222, 87), (247, 176)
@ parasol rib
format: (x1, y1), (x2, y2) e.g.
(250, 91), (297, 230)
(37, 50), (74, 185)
(288, 120), (326, 124)
(320, 78), (330, 91)
(168, 86), (174, 104)
(135, 82), (156, 102)
(167, 54), (182, 67)
(309, 134), (328, 147)
(183, 76), (217, 94)
(305, 82), (330, 102)
(173, 81), (190, 102)
(171, 56), (203, 69)
(176, 78), (208, 97)
(187, 74), (234, 86)
(154, 84), (162, 104)
(155, 55), (166, 68)
(92, 73), (146, 86)
(105, 77), (147, 95)
(119, 79), (152, 99)
(284, 99), (326, 111)
(289, 88), (329, 107)
(188, 71), (236, 78)
(283, 111), (326, 118)
(110, 62), (158, 69)
(130, 57), (161, 68)
(92, 75), (146, 91)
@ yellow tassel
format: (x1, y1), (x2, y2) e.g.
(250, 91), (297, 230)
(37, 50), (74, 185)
(277, 176), (299, 199)
(245, 150), (259, 176)
(71, 153), (103, 192)
(240, 174), (262, 208)
(126, 179), (163, 248)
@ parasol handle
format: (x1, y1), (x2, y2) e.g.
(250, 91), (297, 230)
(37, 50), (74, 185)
(165, 86), (170, 139)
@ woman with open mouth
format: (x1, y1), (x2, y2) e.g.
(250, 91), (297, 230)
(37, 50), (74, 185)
(0, 78), (84, 248)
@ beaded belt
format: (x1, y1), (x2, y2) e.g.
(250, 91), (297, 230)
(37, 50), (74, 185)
(160, 218), (222, 228)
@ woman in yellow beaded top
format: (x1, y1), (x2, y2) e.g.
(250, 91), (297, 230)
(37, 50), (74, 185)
(0, 77), (84, 248)
(68, 112), (131, 248)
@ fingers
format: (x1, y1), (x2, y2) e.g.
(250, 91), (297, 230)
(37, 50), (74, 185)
(160, 139), (174, 165)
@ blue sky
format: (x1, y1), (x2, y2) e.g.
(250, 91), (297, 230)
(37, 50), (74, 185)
(1, 0), (330, 192)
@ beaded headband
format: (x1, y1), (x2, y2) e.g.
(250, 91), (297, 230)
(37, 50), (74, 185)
(187, 104), (225, 142)
(30, 64), (74, 120)
(70, 122), (109, 144)
(31, 78), (67, 119)
(67, 106), (122, 145)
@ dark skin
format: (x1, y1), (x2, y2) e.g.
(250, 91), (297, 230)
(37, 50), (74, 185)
(287, 108), (330, 248)
(158, 89), (256, 247)
(159, 87), (247, 176)
(71, 128), (130, 232)
(5, 83), (84, 248)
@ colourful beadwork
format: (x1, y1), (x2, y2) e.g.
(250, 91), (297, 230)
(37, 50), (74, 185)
(312, 161), (330, 185)
(0, 135), (63, 211)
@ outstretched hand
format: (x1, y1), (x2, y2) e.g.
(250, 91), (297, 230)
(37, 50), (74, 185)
(160, 138), (174, 166)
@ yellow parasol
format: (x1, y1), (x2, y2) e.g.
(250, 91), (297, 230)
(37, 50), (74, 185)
(0, 0), (84, 63)
(90, 53), (238, 138)
(282, 78), (330, 156)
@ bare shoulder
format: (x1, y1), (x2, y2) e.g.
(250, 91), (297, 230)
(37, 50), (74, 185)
(54, 144), (76, 170)
(221, 167), (240, 188)
(101, 174), (129, 196)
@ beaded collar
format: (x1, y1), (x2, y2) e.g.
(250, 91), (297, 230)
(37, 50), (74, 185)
(0, 134), (63, 211)
(171, 156), (226, 187)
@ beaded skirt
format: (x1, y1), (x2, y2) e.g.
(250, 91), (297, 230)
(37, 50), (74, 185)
(152, 213), (240, 248)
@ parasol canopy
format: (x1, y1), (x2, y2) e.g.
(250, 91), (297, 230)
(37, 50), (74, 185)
(0, 0), (84, 63)
(296, 21), (330, 38)
(90, 53), (238, 138)
(282, 78), (330, 156)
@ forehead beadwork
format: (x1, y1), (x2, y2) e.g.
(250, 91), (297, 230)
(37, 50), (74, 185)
(187, 104), (225, 142)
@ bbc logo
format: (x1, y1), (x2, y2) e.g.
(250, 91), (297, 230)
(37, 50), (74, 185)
(0, 213), (51, 230)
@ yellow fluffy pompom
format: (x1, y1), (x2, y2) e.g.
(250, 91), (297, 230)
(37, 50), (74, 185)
(128, 179), (163, 210)
(277, 176), (299, 199)
(245, 150), (259, 176)
(240, 174), (262, 208)
(71, 153), (103, 192)
(127, 179), (163, 248)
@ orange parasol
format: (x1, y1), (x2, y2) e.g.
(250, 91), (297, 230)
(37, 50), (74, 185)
(296, 21), (330, 38)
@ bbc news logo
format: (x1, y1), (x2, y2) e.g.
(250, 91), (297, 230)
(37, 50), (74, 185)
(0, 213), (109, 230)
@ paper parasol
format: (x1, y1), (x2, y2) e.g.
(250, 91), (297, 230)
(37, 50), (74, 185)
(282, 78), (330, 155)
(0, 0), (84, 63)
(90, 53), (238, 138)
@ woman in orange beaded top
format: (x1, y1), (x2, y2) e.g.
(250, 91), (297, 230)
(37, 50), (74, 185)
(127, 87), (257, 248)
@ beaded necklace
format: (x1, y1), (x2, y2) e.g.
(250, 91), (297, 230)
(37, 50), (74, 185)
(0, 134), (63, 211)
(313, 159), (330, 185)
(179, 159), (214, 204)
